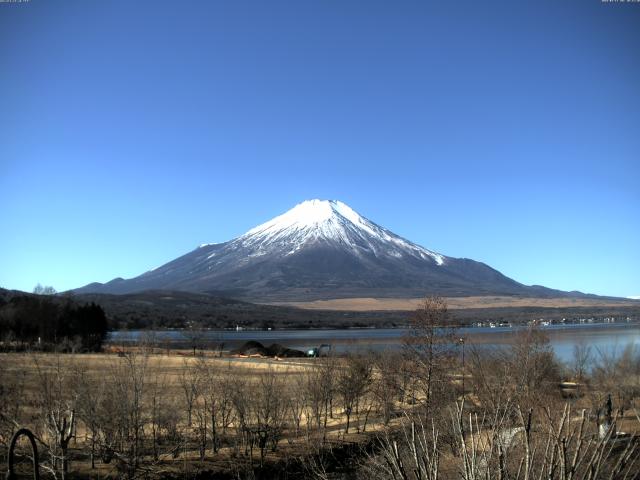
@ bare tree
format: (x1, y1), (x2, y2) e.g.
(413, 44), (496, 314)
(183, 321), (205, 356)
(372, 351), (402, 425)
(305, 356), (336, 443)
(147, 369), (169, 461)
(571, 340), (592, 382)
(33, 283), (57, 295)
(193, 367), (209, 462)
(336, 354), (372, 434)
(306, 368), (325, 432)
(215, 365), (236, 440)
(179, 358), (201, 427)
(591, 343), (640, 421)
(231, 366), (289, 467)
(404, 296), (456, 415)
(103, 352), (149, 479)
(365, 400), (640, 480)
(509, 327), (561, 410)
(467, 345), (518, 416)
(229, 374), (250, 456)
(364, 416), (440, 480)
(75, 362), (106, 469)
(288, 370), (307, 436)
(32, 354), (77, 479)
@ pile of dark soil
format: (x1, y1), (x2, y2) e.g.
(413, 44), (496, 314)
(232, 341), (305, 358)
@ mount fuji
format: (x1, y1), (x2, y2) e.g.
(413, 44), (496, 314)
(75, 200), (571, 301)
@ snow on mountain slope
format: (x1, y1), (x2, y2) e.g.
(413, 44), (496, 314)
(233, 199), (445, 264)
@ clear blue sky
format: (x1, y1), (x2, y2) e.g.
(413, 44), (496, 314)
(1, 0), (638, 298)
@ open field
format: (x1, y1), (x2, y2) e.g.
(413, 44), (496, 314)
(275, 295), (640, 311)
(3, 321), (640, 479)
(0, 350), (406, 479)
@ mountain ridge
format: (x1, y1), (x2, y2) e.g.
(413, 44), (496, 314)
(74, 199), (601, 301)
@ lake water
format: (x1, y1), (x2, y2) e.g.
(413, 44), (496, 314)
(108, 322), (640, 364)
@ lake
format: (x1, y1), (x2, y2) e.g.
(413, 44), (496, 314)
(108, 321), (640, 364)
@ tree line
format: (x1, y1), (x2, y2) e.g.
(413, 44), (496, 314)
(0, 290), (108, 352)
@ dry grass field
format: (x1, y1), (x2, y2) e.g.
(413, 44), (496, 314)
(275, 295), (640, 311)
(0, 350), (404, 479)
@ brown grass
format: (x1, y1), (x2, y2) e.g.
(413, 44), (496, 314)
(2, 351), (385, 477)
(272, 295), (639, 311)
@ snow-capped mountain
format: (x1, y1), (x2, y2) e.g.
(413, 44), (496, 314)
(76, 199), (551, 300)
(237, 199), (444, 265)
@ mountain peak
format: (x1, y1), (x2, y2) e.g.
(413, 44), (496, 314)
(237, 199), (446, 264)
(245, 199), (356, 233)
(239, 199), (369, 253)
